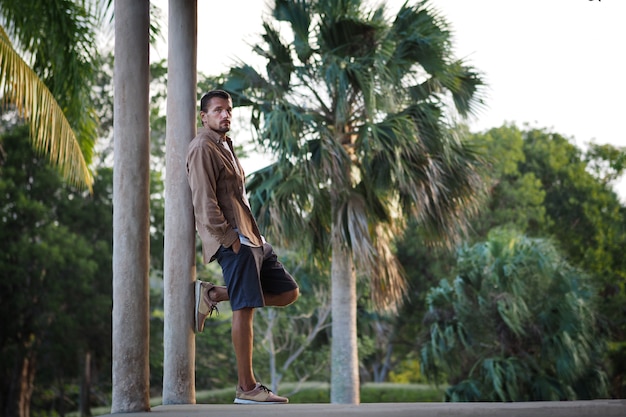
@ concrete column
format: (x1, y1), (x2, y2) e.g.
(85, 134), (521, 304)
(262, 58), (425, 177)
(111, 0), (151, 413)
(162, 0), (198, 404)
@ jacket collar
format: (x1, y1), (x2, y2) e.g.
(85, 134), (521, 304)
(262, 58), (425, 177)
(199, 127), (230, 145)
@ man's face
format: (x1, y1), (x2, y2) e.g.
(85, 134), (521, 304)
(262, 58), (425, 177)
(201, 96), (232, 134)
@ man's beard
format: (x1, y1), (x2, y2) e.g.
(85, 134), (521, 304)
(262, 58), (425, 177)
(218, 121), (230, 133)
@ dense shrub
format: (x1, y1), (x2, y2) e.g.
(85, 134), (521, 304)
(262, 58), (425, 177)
(194, 382), (444, 404)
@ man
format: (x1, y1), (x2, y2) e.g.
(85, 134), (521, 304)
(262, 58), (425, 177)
(186, 89), (299, 404)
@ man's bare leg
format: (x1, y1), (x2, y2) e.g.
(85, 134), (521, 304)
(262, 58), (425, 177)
(232, 307), (256, 391)
(264, 288), (299, 307)
(208, 285), (229, 303)
(210, 286), (298, 307)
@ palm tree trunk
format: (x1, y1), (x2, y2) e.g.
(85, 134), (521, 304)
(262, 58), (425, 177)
(330, 222), (360, 404)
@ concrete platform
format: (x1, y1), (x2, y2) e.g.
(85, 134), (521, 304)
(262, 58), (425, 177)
(101, 400), (626, 416)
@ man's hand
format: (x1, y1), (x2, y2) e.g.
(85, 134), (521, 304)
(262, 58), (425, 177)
(231, 239), (241, 254)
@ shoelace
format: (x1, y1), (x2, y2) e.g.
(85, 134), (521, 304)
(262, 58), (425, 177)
(257, 384), (272, 393)
(208, 304), (219, 317)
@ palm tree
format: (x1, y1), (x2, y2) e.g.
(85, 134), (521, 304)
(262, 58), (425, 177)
(421, 229), (609, 401)
(0, 0), (103, 191)
(217, 0), (485, 403)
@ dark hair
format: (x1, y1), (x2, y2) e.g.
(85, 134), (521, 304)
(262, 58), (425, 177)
(200, 90), (231, 112)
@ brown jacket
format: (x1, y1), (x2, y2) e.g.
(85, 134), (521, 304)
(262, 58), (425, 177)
(186, 128), (262, 263)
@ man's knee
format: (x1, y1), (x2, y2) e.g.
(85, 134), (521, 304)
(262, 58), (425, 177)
(282, 287), (299, 306)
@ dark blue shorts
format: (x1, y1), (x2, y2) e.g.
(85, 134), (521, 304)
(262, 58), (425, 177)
(215, 242), (298, 311)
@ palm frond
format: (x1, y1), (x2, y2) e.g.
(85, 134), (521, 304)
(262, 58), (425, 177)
(0, 25), (93, 191)
(333, 184), (407, 312)
(369, 222), (407, 313)
(273, 0), (313, 62)
(257, 23), (295, 92)
(247, 160), (318, 246)
(1, 0), (102, 164)
(439, 60), (486, 118)
(222, 64), (269, 105)
(388, 1), (451, 76)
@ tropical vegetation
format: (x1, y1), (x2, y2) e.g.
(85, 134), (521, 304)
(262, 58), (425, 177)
(0, 0), (102, 190)
(421, 229), (609, 401)
(212, 0), (486, 403)
(1, 0), (625, 416)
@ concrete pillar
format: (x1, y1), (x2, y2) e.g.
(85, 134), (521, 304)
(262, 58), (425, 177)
(111, 0), (151, 413)
(162, 0), (198, 404)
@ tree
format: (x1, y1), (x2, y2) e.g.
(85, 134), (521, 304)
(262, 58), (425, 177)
(0, 2), (107, 402)
(519, 129), (626, 312)
(0, 127), (103, 417)
(0, 0), (105, 190)
(358, 125), (625, 397)
(584, 141), (626, 186)
(449, 124), (626, 397)
(0, 44), (168, 417)
(519, 128), (626, 397)
(455, 125), (626, 344)
(213, 0), (485, 403)
(467, 124), (549, 238)
(421, 229), (609, 401)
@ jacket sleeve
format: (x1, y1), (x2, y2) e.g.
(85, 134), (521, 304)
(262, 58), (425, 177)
(186, 142), (239, 248)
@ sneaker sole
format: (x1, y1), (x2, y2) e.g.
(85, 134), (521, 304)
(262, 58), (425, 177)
(234, 398), (287, 405)
(194, 280), (202, 333)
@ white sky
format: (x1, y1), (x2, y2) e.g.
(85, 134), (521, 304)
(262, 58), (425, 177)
(153, 0), (625, 200)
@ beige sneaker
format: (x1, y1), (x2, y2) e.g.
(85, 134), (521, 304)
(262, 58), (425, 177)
(194, 280), (218, 333)
(234, 383), (289, 404)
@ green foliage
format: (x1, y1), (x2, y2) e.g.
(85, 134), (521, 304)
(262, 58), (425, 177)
(456, 124), (626, 397)
(420, 229), (609, 401)
(0, 126), (112, 415)
(468, 125), (549, 237)
(360, 383), (444, 403)
(193, 382), (444, 404)
(395, 225), (456, 326)
(289, 382), (445, 403)
(0, 0), (103, 164)
(607, 342), (626, 398)
(0, 120), (170, 415)
(519, 129), (626, 336)
(584, 141), (626, 185)
(389, 359), (424, 384)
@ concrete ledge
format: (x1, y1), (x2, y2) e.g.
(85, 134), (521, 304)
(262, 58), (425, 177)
(101, 400), (626, 416)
